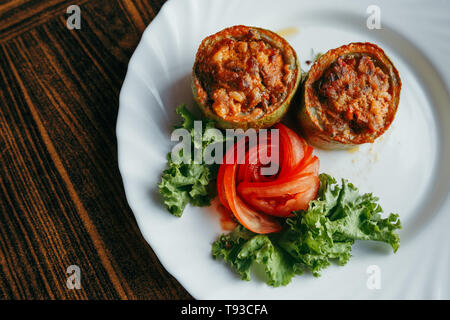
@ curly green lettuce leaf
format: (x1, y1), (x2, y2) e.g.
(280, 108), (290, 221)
(158, 155), (214, 216)
(212, 225), (302, 287)
(212, 173), (401, 285)
(158, 105), (222, 216)
(312, 174), (401, 252)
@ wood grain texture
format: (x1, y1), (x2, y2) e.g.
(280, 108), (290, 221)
(0, 0), (192, 299)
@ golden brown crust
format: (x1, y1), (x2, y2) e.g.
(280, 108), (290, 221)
(299, 42), (401, 149)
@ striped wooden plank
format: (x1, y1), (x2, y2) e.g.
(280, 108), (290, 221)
(0, 0), (191, 299)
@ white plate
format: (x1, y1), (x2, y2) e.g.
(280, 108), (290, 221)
(117, 0), (450, 299)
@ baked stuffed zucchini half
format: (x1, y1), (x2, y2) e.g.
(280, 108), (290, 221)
(298, 42), (401, 149)
(192, 25), (301, 130)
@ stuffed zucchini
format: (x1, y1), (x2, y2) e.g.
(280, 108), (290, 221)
(192, 25), (301, 129)
(298, 42), (401, 149)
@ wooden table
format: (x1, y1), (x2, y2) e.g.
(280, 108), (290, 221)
(0, 0), (191, 299)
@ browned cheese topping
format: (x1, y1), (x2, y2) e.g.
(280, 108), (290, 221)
(195, 29), (292, 121)
(314, 55), (392, 137)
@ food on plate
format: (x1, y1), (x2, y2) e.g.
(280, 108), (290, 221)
(212, 173), (402, 287)
(192, 25), (301, 129)
(158, 33), (404, 286)
(298, 42), (401, 149)
(217, 123), (320, 234)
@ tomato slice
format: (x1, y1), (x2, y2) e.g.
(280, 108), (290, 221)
(218, 136), (250, 209)
(280, 175), (320, 212)
(276, 123), (305, 170)
(223, 163), (282, 234)
(242, 196), (296, 217)
(237, 143), (280, 183)
(238, 173), (315, 198)
(300, 156), (320, 175)
(276, 126), (295, 178)
(236, 156), (319, 195)
(241, 174), (319, 216)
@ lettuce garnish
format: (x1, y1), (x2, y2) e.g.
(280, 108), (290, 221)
(158, 105), (221, 216)
(212, 174), (401, 286)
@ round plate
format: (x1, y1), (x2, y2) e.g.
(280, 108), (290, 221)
(117, 0), (450, 299)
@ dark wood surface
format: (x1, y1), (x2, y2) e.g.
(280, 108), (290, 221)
(0, 0), (192, 299)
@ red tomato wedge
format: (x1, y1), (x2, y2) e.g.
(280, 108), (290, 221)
(223, 163), (282, 234)
(242, 176), (320, 217)
(216, 123), (320, 234)
(238, 172), (316, 198)
(277, 123), (305, 171)
(217, 136), (248, 210)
